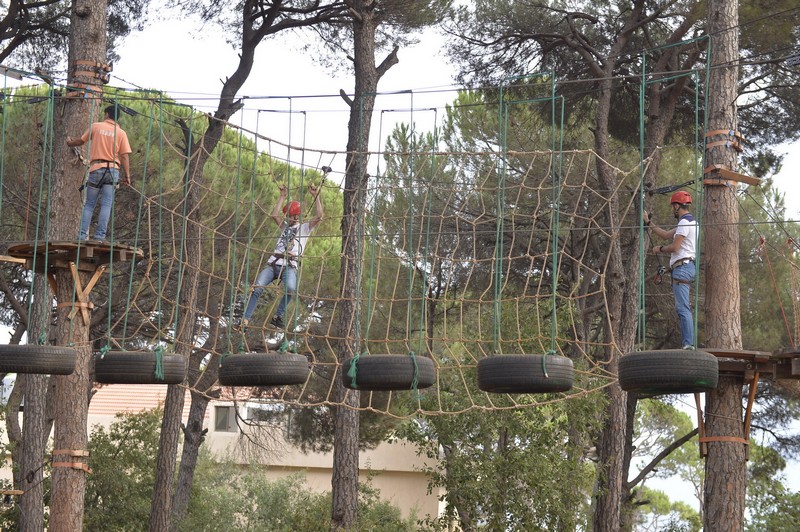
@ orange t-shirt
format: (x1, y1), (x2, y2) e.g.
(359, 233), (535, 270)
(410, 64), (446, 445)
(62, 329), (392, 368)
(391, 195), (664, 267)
(80, 119), (132, 173)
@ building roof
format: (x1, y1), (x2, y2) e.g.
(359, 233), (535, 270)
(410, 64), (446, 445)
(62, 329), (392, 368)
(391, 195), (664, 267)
(89, 383), (199, 421)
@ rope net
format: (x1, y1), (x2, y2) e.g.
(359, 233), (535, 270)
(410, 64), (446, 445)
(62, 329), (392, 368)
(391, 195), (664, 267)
(0, 78), (787, 419)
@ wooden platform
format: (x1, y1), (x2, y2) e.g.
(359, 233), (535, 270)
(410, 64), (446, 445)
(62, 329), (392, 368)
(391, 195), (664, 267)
(5, 241), (144, 274)
(702, 348), (800, 380)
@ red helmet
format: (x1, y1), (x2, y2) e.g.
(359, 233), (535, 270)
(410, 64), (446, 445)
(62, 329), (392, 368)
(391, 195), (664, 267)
(670, 191), (692, 205)
(283, 201), (301, 216)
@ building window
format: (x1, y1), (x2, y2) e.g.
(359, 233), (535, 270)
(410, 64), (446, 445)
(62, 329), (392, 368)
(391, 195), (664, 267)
(215, 405), (237, 432)
(247, 404), (285, 424)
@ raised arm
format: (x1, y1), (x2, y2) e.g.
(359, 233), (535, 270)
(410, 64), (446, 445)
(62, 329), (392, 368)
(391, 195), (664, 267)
(643, 210), (677, 242)
(270, 185), (288, 226)
(307, 184), (324, 230)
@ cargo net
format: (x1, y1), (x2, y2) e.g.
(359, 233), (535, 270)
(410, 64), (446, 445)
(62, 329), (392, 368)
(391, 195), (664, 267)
(1, 85), (651, 417)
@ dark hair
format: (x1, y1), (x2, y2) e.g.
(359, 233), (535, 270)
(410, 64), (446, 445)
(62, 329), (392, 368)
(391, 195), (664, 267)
(104, 105), (120, 120)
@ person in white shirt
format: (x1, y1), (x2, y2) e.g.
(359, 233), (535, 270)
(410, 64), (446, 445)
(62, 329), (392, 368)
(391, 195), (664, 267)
(241, 184), (323, 329)
(643, 190), (698, 350)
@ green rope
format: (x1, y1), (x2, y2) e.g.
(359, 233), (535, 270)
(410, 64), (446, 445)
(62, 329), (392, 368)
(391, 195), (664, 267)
(277, 337), (290, 354)
(548, 89), (564, 362)
(288, 110), (308, 345)
(170, 109), (194, 338)
(493, 91), (508, 353)
(497, 72), (560, 363)
(420, 110), (438, 357)
(637, 50), (648, 349)
(694, 39), (713, 349)
(362, 111), (385, 347)
(406, 96), (416, 354)
(154, 345), (164, 381)
(33, 87), (58, 340)
(637, 37), (710, 350)
(155, 96), (166, 341)
(103, 94), (123, 348)
(408, 351), (420, 391)
(241, 110), (259, 326)
(67, 95), (101, 347)
(354, 96), (373, 360)
(346, 352), (363, 389)
(226, 111), (246, 353)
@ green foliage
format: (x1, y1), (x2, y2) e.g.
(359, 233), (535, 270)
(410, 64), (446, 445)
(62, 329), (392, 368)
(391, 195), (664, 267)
(79, 408), (414, 531)
(632, 399), (698, 479)
(1, 0), (149, 71)
(398, 387), (603, 531)
(182, 455), (417, 532)
(0, 412), (20, 530)
(631, 487), (701, 532)
(627, 399), (704, 529)
(745, 444), (800, 531)
(84, 408), (164, 531)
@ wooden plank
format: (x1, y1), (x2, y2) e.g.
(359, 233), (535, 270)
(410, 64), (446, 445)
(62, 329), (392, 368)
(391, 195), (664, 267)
(703, 348), (771, 361)
(0, 255), (26, 265)
(703, 164), (761, 186)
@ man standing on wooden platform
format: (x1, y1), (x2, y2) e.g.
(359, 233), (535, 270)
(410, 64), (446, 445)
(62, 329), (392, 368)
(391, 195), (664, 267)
(67, 105), (132, 242)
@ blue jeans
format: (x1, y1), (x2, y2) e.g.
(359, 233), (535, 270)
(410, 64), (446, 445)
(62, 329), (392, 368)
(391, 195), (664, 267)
(243, 263), (298, 321)
(80, 168), (120, 240)
(671, 263), (696, 348)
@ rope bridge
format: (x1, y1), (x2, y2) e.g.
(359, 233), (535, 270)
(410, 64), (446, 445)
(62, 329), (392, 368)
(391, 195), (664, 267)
(0, 77), (789, 419)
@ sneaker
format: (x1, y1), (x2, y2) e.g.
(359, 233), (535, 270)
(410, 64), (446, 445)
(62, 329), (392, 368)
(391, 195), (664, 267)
(234, 318), (248, 331)
(682, 345), (694, 350)
(270, 315), (285, 329)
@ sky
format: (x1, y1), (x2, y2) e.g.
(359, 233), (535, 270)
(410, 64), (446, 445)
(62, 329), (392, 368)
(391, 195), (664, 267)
(111, 17), (461, 185)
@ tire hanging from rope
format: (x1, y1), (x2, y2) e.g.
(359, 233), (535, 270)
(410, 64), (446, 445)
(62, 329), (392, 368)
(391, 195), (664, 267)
(476, 72), (574, 394)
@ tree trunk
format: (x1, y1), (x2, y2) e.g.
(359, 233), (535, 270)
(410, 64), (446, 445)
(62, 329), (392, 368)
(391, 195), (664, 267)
(591, 63), (629, 532)
(18, 277), (52, 532)
(171, 333), (222, 524)
(150, 6), (257, 526)
(171, 390), (211, 523)
(331, 4), (397, 529)
(149, 153), (202, 532)
(49, 1), (108, 530)
(585, 3), (658, 527)
(703, 0), (745, 529)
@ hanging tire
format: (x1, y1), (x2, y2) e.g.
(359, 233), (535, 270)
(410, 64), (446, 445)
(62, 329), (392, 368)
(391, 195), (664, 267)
(618, 350), (718, 394)
(219, 352), (309, 386)
(93, 351), (186, 385)
(0, 344), (76, 375)
(341, 354), (435, 391)
(477, 354), (574, 394)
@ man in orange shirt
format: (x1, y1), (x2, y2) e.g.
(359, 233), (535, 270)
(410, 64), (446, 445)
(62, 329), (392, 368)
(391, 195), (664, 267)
(67, 105), (132, 241)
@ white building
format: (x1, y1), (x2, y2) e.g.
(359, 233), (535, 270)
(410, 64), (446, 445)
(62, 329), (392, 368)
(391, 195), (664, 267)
(86, 384), (442, 520)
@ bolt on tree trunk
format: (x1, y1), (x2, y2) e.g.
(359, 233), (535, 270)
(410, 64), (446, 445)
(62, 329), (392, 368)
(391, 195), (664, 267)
(703, 0), (746, 530)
